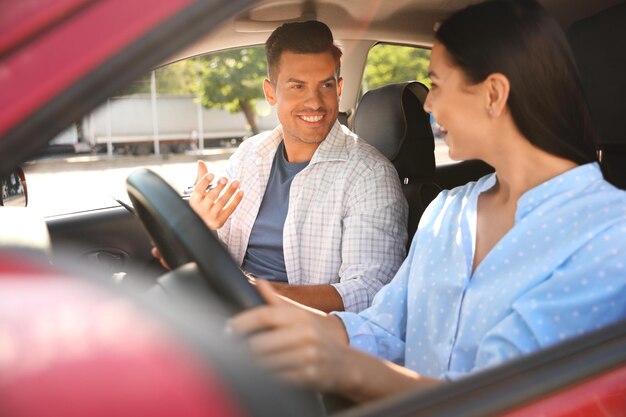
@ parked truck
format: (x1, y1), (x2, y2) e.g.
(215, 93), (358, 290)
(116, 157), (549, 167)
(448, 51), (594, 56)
(50, 94), (278, 155)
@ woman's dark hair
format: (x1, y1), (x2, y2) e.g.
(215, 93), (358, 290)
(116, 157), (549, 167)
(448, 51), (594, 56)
(265, 20), (342, 82)
(436, 0), (598, 165)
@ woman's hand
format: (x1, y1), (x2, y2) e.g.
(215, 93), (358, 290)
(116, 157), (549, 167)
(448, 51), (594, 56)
(189, 160), (243, 230)
(231, 280), (439, 402)
(229, 280), (353, 393)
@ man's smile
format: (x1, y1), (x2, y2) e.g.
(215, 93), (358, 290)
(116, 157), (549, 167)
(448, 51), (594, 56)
(298, 114), (325, 123)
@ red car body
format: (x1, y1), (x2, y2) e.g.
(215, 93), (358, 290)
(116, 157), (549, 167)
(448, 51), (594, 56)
(1, 0), (625, 416)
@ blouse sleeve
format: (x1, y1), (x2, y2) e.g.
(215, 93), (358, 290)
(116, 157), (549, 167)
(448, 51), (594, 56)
(333, 244), (416, 365)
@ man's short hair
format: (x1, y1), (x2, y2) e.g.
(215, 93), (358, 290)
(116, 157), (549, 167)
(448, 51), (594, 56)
(265, 20), (342, 82)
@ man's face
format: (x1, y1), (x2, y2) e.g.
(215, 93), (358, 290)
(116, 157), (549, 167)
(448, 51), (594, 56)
(263, 50), (342, 146)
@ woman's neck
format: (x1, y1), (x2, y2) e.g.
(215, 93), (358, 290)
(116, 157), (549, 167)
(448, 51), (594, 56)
(484, 130), (578, 203)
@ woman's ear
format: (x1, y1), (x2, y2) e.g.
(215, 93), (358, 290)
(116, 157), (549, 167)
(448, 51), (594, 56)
(485, 73), (510, 117)
(263, 79), (277, 105)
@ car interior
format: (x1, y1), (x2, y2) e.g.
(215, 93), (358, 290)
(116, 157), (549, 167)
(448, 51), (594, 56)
(1, 0), (625, 415)
(38, 0), (625, 285)
(353, 81), (442, 249)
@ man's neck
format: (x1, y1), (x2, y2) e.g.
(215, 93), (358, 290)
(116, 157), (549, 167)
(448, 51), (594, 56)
(282, 137), (322, 163)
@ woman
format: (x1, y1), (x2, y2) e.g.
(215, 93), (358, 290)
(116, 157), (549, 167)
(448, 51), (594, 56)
(231, 0), (626, 403)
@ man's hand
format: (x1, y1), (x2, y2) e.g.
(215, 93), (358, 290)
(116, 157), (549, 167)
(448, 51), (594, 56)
(151, 246), (169, 270)
(189, 160), (244, 230)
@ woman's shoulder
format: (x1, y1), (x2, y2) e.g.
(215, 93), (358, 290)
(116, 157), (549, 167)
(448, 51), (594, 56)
(438, 172), (497, 200)
(418, 172), (496, 224)
(562, 163), (626, 218)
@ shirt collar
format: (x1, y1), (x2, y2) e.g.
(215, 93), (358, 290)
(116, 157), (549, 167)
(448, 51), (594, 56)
(309, 121), (350, 165)
(255, 126), (284, 159)
(516, 162), (602, 219)
(256, 120), (349, 164)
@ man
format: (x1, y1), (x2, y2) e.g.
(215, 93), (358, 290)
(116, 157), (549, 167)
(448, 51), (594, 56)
(162, 20), (407, 313)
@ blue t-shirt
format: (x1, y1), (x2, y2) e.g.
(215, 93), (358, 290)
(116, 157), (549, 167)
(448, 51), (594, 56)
(241, 141), (309, 281)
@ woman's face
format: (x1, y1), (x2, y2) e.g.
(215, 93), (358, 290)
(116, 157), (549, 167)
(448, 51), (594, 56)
(423, 43), (492, 161)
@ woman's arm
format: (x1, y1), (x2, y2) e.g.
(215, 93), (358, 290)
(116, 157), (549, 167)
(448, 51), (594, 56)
(230, 280), (438, 403)
(334, 345), (439, 402)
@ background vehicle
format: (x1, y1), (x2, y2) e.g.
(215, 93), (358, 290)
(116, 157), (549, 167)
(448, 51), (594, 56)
(55, 95), (278, 156)
(1, 0), (625, 416)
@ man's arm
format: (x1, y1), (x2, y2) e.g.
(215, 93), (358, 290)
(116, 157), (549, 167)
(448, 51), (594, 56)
(273, 161), (408, 313)
(266, 282), (344, 313)
(331, 161), (408, 312)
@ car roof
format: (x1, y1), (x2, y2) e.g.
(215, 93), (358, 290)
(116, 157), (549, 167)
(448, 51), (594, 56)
(172, 0), (623, 60)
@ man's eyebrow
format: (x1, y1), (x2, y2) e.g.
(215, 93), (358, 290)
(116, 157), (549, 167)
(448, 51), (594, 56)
(285, 76), (337, 84)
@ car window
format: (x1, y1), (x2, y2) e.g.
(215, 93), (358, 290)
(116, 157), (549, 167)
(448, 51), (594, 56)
(362, 43), (451, 165)
(24, 46), (276, 217)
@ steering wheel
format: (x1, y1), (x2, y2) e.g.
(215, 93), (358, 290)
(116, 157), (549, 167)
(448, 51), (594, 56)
(127, 168), (351, 412)
(126, 168), (264, 312)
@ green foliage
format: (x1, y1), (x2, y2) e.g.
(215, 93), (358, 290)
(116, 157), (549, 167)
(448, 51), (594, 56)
(114, 60), (197, 96)
(196, 47), (266, 114)
(115, 74), (151, 96)
(119, 44), (432, 124)
(363, 44), (431, 92)
(118, 47), (267, 115)
(155, 59), (198, 94)
(116, 47), (267, 134)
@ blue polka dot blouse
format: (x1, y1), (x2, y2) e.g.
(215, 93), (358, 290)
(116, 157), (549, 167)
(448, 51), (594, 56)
(334, 162), (626, 380)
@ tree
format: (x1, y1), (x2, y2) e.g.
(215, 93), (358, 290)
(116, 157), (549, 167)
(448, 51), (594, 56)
(118, 44), (431, 136)
(196, 47), (267, 135)
(363, 44), (431, 92)
(116, 47), (267, 135)
(155, 59), (198, 94)
(115, 59), (196, 96)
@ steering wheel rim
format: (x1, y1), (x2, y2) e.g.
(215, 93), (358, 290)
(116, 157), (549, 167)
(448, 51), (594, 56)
(126, 168), (264, 312)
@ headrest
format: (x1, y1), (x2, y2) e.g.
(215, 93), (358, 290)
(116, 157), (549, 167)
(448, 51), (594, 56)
(353, 81), (435, 179)
(569, 3), (626, 188)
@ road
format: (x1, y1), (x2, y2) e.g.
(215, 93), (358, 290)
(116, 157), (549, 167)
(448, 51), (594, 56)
(24, 150), (234, 217)
(23, 139), (451, 218)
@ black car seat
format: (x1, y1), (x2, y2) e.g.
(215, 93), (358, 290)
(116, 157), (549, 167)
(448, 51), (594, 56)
(569, 2), (626, 190)
(353, 81), (441, 248)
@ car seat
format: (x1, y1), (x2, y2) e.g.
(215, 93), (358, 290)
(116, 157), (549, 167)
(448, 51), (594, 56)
(353, 81), (441, 247)
(569, 2), (626, 189)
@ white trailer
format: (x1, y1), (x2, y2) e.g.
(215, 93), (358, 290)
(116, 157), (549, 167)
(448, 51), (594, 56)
(79, 94), (277, 156)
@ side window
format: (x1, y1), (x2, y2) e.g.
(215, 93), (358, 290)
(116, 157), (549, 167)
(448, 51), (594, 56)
(92, 46), (275, 157)
(362, 44), (450, 165)
(26, 46), (275, 217)
(362, 44), (431, 91)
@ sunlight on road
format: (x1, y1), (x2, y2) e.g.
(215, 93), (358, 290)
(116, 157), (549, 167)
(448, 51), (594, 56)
(24, 156), (230, 218)
(23, 140), (451, 218)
